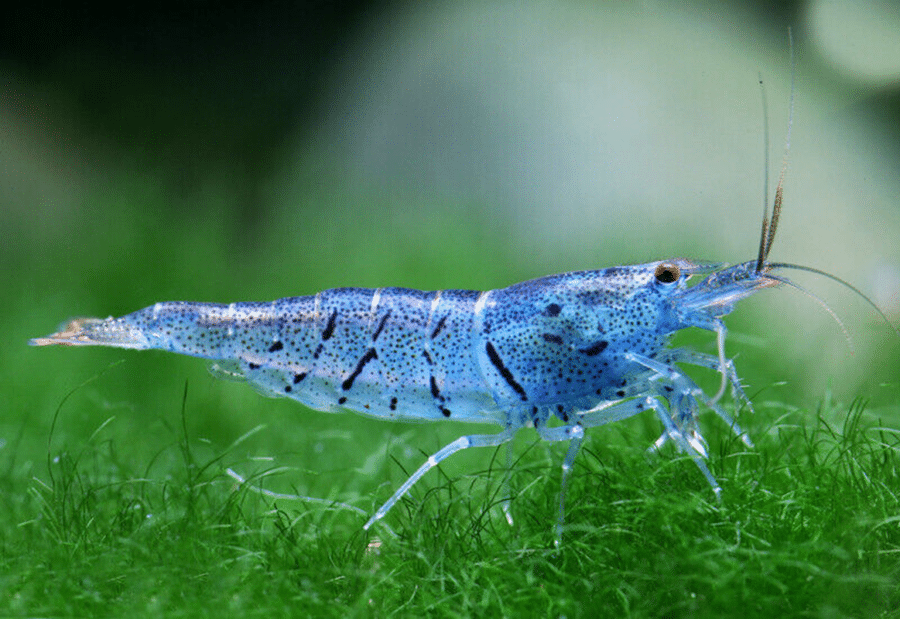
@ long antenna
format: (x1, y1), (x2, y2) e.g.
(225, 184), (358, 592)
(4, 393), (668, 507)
(756, 27), (795, 273)
(755, 72), (771, 273)
(767, 262), (900, 338)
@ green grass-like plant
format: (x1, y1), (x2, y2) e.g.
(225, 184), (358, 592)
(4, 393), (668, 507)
(3, 376), (899, 617)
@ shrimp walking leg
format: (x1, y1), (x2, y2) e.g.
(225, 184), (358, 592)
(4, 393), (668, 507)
(656, 349), (752, 414)
(363, 426), (517, 531)
(540, 391), (714, 542)
(535, 423), (585, 545)
(626, 352), (753, 448)
(558, 367), (734, 506)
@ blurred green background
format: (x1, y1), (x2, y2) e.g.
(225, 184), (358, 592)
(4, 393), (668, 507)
(3, 0), (900, 542)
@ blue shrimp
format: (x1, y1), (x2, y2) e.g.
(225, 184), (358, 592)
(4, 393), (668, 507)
(35, 181), (871, 542)
(30, 52), (895, 541)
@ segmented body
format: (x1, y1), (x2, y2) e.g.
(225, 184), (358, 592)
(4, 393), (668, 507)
(33, 256), (762, 540)
(68, 267), (692, 427)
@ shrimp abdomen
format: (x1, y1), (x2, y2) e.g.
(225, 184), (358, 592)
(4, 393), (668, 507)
(31, 289), (501, 422)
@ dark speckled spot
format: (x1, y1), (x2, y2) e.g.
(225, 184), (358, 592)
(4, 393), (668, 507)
(544, 303), (562, 317)
(342, 348), (378, 391)
(321, 311), (338, 340)
(430, 376), (442, 400)
(372, 311), (391, 341)
(485, 341), (528, 402)
(430, 314), (448, 339)
(579, 340), (609, 356)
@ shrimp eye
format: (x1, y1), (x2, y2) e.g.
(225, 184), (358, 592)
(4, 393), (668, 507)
(654, 262), (680, 284)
